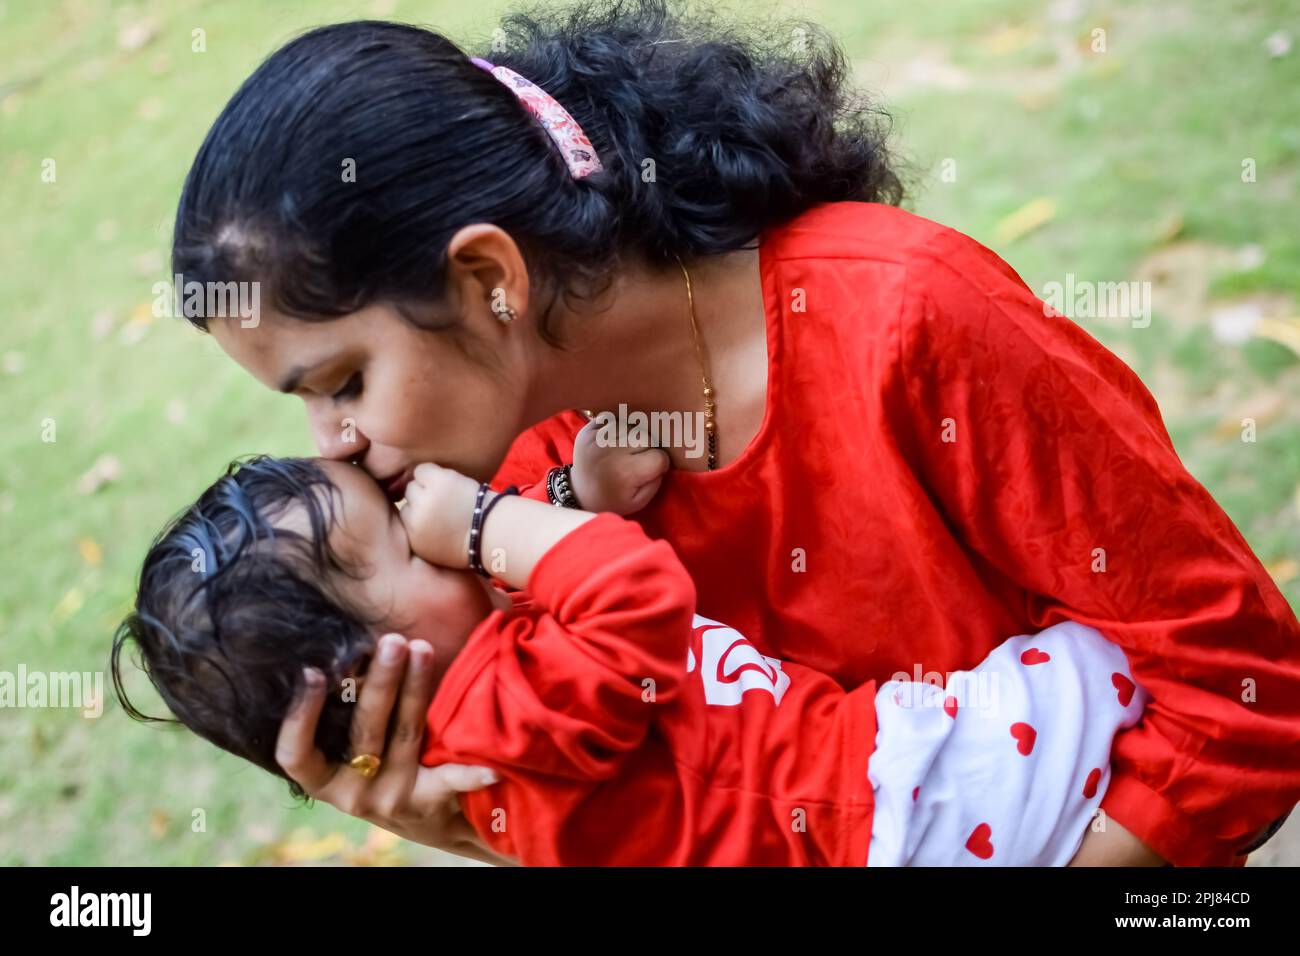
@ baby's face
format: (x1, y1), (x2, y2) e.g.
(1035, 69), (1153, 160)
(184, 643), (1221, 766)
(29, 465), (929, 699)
(281, 459), (509, 680)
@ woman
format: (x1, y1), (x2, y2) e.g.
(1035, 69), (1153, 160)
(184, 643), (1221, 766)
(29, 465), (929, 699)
(170, 2), (1300, 865)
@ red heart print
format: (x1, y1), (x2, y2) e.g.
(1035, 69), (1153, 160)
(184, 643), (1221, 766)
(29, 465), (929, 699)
(1010, 722), (1037, 755)
(1020, 648), (1051, 666)
(965, 823), (994, 860)
(1083, 768), (1101, 799)
(1112, 672), (1135, 707)
(912, 786), (920, 802)
(943, 695), (958, 718)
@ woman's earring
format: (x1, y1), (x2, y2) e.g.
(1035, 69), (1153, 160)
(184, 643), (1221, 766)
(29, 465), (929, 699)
(492, 302), (518, 324)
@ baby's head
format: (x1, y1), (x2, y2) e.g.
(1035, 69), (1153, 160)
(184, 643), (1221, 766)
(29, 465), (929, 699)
(111, 455), (500, 796)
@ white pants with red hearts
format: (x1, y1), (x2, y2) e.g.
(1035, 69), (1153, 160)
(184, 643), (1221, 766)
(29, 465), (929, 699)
(865, 620), (1148, 866)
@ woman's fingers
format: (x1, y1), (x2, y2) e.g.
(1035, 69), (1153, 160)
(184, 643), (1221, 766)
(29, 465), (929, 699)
(384, 639), (439, 769)
(275, 668), (335, 795)
(413, 762), (500, 809)
(277, 634), (505, 859)
(348, 633), (408, 761)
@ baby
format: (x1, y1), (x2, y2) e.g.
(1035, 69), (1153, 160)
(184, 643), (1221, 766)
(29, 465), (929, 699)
(113, 441), (1148, 866)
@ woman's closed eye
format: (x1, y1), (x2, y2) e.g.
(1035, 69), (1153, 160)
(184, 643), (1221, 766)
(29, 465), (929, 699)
(331, 372), (363, 403)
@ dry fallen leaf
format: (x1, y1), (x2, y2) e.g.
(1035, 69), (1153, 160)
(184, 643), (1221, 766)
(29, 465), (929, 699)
(119, 302), (157, 345)
(1254, 317), (1300, 358)
(52, 588), (84, 623)
(133, 250), (163, 276)
(993, 197), (1057, 245)
(1266, 559), (1298, 586)
(149, 809), (170, 840)
(980, 24), (1038, 56)
(79, 538), (102, 566)
(344, 826), (404, 866)
(1151, 211), (1185, 244)
(1017, 88), (1059, 111)
(273, 830), (350, 864)
(78, 454), (123, 495)
(1212, 390), (1285, 439)
(90, 310), (116, 340)
(117, 19), (157, 54)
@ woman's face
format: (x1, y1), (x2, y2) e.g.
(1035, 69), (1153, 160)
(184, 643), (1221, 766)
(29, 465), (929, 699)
(209, 226), (541, 497)
(212, 303), (531, 497)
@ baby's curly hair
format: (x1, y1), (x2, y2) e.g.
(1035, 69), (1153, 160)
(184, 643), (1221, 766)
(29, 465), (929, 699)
(111, 456), (378, 799)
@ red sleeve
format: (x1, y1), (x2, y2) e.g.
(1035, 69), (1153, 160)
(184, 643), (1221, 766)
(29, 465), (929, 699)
(892, 227), (1300, 866)
(524, 511), (697, 738)
(429, 512), (696, 782)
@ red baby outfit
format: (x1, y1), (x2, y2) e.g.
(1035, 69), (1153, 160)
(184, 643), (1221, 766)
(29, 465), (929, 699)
(420, 514), (879, 865)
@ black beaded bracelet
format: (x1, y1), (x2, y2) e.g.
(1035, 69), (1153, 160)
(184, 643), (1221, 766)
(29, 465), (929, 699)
(466, 482), (489, 575)
(468, 483), (520, 578)
(546, 464), (581, 509)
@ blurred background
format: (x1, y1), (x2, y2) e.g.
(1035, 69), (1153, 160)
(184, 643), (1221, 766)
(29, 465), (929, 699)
(1, 0), (1297, 865)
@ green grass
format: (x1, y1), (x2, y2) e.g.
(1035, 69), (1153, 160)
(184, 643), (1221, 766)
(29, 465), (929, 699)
(1, 0), (1296, 864)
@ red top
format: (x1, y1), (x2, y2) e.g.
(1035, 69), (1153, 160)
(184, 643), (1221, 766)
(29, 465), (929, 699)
(420, 513), (879, 865)
(489, 201), (1300, 866)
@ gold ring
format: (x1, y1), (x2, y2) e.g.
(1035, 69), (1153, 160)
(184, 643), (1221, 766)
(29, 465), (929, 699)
(348, 753), (382, 779)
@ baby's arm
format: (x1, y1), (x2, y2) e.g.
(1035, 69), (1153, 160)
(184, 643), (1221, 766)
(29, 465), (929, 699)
(866, 620), (1149, 867)
(406, 465), (697, 865)
(510, 418), (671, 515)
(403, 461), (696, 760)
(400, 462), (597, 587)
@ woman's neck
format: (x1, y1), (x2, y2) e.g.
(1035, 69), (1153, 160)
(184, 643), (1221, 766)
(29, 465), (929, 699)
(532, 246), (767, 471)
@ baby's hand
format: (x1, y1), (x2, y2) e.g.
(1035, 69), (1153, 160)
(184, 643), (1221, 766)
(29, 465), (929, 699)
(569, 419), (670, 515)
(399, 463), (482, 568)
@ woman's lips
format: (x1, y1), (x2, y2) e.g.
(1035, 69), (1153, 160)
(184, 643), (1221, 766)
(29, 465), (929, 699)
(381, 469), (412, 502)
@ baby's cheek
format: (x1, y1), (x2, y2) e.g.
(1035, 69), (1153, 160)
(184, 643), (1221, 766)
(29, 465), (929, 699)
(397, 563), (485, 652)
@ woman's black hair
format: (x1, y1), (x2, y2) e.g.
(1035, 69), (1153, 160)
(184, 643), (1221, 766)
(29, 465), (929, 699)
(172, 0), (901, 342)
(110, 456), (377, 800)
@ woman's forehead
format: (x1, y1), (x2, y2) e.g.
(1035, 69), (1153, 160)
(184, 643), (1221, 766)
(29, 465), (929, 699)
(209, 311), (360, 387)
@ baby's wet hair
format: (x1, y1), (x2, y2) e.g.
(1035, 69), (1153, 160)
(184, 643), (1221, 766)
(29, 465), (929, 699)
(111, 456), (377, 798)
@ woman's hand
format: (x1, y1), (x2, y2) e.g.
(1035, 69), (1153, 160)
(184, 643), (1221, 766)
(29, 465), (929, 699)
(276, 633), (515, 865)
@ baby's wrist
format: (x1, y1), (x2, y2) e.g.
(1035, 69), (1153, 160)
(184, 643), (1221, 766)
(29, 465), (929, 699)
(468, 484), (521, 576)
(548, 463), (587, 510)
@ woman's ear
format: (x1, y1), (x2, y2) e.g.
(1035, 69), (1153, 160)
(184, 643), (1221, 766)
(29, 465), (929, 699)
(444, 223), (531, 325)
